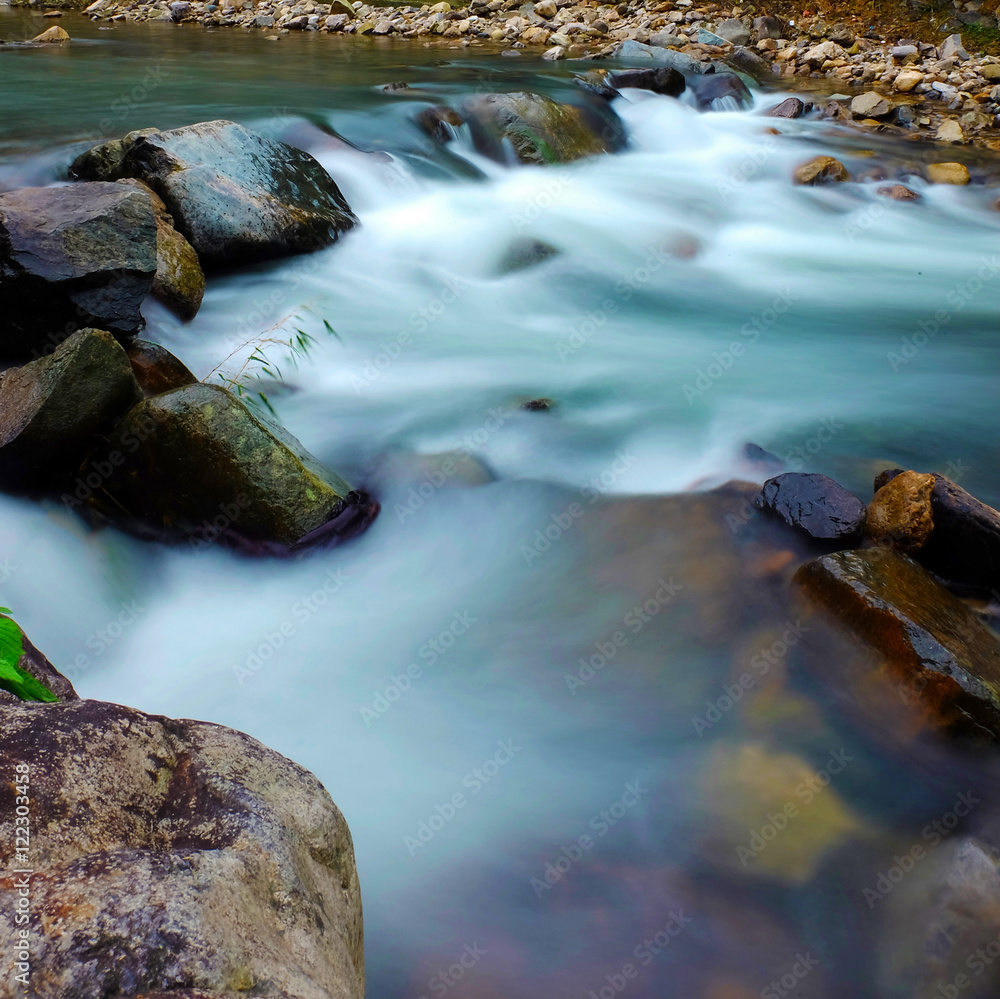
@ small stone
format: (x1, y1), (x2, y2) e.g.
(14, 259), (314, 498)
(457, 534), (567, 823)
(541, 44), (565, 59)
(893, 69), (923, 92)
(866, 470), (935, 553)
(32, 25), (70, 42)
(713, 17), (749, 45)
(876, 184), (921, 201)
(765, 97), (805, 118)
(940, 32), (970, 61)
(756, 472), (867, 543)
(927, 160), (970, 183)
(935, 120), (966, 144)
(981, 64), (1000, 80)
(793, 155), (849, 185)
(851, 91), (892, 118)
(521, 397), (555, 411)
(534, 0), (555, 16)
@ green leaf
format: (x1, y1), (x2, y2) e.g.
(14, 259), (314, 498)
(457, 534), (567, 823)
(0, 616), (58, 703)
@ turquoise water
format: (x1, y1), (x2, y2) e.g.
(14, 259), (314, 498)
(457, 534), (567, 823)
(4, 11), (1000, 997)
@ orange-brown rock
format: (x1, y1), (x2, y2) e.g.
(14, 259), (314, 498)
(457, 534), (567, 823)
(866, 469), (935, 553)
(793, 156), (849, 185)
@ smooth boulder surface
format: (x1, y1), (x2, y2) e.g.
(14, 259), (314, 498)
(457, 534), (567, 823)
(0, 183), (157, 357)
(97, 382), (363, 547)
(0, 645), (364, 999)
(607, 67), (686, 97)
(686, 72), (752, 111)
(795, 547), (1000, 742)
(766, 97), (806, 119)
(0, 328), (140, 490)
(756, 472), (867, 543)
(126, 338), (198, 397)
(460, 92), (626, 166)
(71, 120), (358, 269)
(875, 469), (1000, 591)
(866, 469), (935, 553)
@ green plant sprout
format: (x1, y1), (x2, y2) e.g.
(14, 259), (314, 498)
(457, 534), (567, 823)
(205, 308), (343, 417)
(0, 608), (58, 702)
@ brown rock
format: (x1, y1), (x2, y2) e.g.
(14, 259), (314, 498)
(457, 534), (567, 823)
(32, 25), (70, 42)
(765, 97), (805, 118)
(126, 339), (198, 397)
(0, 655), (364, 998)
(851, 91), (892, 118)
(876, 184), (921, 201)
(866, 469), (935, 553)
(793, 156), (849, 185)
(927, 161), (970, 184)
(153, 216), (206, 320)
(795, 546), (1000, 742)
(415, 104), (465, 142)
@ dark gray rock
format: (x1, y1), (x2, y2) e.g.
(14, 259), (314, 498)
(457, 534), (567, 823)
(607, 66), (686, 97)
(686, 72), (753, 111)
(756, 472), (867, 542)
(0, 183), (157, 358)
(714, 17), (750, 45)
(766, 97), (806, 118)
(753, 15), (784, 39)
(70, 120), (357, 270)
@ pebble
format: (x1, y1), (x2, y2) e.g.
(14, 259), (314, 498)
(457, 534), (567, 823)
(936, 119), (966, 143)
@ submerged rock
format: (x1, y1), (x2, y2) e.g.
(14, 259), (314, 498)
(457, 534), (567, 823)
(415, 104), (465, 142)
(686, 72), (752, 111)
(795, 546), (1000, 742)
(126, 338), (198, 397)
(71, 120), (358, 269)
(96, 382), (368, 547)
(793, 156), (850, 185)
(0, 329), (140, 491)
(459, 92), (625, 166)
(756, 472), (867, 543)
(0, 183), (157, 358)
(0, 639), (364, 999)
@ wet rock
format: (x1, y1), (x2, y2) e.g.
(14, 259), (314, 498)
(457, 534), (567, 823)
(700, 741), (865, 884)
(686, 73), (752, 112)
(936, 120), (966, 144)
(753, 14), (784, 39)
(877, 183), (921, 201)
(739, 442), (783, 476)
(459, 92), (625, 166)
(765, 97), (805, 119)
(793, 156), (850, 185)
(496, 237), (559, 273)
(0, 329), (140, 491)
(724, 45), (770, 82)
(866, 469), (935, 553)
(126, 339), (198, 397)
(521, 397), (555, 411)
(32, 25), (70, 41)
(415, 104), (464, 142)
(616, 38), (705, 75)
(714, 17), (749, 45)
(795, 546), (1000, 742)
(851, 92), (893, 119)
(927, 161), (970, 184)
(70, 120), (357, 270)
(878, 838), (1000, 999)
(756, 472), (867, 543)
(607, 66), (686, 97)
(940, 32), (971, 61)
(0, 660), (364, 998)
(0, 183), (157, 358)
(97, 382), (364, 547)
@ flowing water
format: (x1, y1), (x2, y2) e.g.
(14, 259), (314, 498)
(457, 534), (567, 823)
(4, 10), (1000, 997)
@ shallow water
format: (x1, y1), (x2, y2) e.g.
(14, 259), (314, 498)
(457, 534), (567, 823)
(4, 11), (1000, 997)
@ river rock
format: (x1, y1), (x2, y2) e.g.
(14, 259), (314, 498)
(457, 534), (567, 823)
(686, 73), (752, 112)
(793, 155), (850, 185)
(756, 472), (867, 543)
(851, 92), (893, 119)
(766, 97), (805, 118)
(0, 183), (157, 358)
(126, 339), (198, 397)
(940, 32), (971, 60)
(459, 92), (625, 166)
(894, 69), (923, 92)
(795, 546), (1000, 742)
(936, 120), (966, 144)
(866, 469), (935, 553)
(753, 14), (784, 39)
(724, 45), (771, 81)
(714, 17), (750, 45)
(607, 67), (686, 97)
(96, 382), (365, 547)
(615, 38), (705, 75)
(877, 184), (921, 201)
(927, 161), (970, 183)
(415, 104), (464, 142)
(70, 120), (357, 269)
(0, 648), (364, 998)
(0, 329), (140, 491)
(32, 24), (70, 41)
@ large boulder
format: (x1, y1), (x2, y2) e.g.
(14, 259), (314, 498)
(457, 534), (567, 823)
(0, 183), (157, 358)
(795, 546), (1000, 742)
(95, 382), (370, 547)
(70, 120), (358, 269)
(0, 632), (364, 999)
(756, 472), (867, 544)
(0, 328), (140, 491)
(459, 92), (626, 166)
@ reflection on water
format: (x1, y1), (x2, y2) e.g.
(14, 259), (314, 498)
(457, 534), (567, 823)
(4, 13), (1000, 997)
